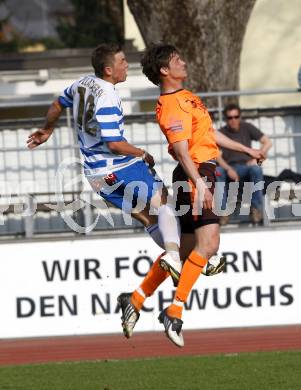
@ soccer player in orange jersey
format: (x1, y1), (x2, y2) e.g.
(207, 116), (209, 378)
(118, 44), (263, 347)
(142, 44), (222, 347)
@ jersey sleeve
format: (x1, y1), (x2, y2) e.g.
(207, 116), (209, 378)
(95, 94), (124, 142)
(58, 83), (76, 108)
(158, 96), (192, 144)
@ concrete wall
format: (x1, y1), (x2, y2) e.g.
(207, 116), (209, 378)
(240, 0), (301, 107)
(123, 0), (145, 51)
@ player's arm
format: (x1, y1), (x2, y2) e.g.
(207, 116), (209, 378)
(172, 140), (213, 209)
(27, 99), (64, 149)
(107, 140), (154, 166)
(97, 96), (155, 166)
(215, 129), (264, 161)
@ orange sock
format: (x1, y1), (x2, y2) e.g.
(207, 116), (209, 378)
(167, 301), (183, 319)
(131, 289), (145, 311)
(131, 252), (169, 311)
(167, 250), (208, 319)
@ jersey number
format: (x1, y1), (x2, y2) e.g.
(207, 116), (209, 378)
(77, 86), (97, 136)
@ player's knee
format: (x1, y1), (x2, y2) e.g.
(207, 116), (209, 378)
(207, 241), (219, 259)
(195, 239), (219, 260)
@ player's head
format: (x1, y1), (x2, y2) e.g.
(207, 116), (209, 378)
(141, 43), (187, 86)
(223, 103), (241, 131)
(91, 43), (128, 84)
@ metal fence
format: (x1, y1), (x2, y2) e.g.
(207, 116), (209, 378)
(1, 88), (301, 239)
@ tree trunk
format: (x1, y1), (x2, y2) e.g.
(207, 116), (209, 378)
(107, 0), (124, 39)
(127, 0), (256, 95)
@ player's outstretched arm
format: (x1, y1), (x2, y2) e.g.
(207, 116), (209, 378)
(27, 99), (64, 149)
(214, 129), (265, 163)
(107, 140), (155, 167)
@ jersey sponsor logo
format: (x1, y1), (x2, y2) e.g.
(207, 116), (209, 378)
(104, 173), (118, 186)
(168, 118), (183, 132)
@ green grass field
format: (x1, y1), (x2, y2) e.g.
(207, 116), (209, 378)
(0, 351), (300, 390)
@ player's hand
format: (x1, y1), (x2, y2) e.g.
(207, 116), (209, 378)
(142, 151), (155, 167)
(227, 167), (239, 182)
(27, 128), (53, 149)
(196, 183), (213, 210)
(202, 188), (214, 210)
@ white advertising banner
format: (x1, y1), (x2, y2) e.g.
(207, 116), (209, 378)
(1, 228), (301, 338)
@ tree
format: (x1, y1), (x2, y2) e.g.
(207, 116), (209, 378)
(127, 0), (256, 94)
(56, 0), (124, 48)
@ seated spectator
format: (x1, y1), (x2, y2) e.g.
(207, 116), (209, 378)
(216, 103), (272, 225)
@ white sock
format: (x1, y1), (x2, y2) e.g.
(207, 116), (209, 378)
(145, 224), (164, 249)
(158, 204), (181, 262)
(169, 250), (181, 264)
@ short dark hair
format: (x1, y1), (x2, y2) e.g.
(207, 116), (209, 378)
(223, 103), (241, 117)
(141, 43), (179, 86)
(91, 43), (121, 78)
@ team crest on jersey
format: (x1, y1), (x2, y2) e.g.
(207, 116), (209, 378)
(189, 97), (207, 112)
(168, 118), (183, 132)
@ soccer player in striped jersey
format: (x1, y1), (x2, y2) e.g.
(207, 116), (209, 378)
(27, 43), (182, 286)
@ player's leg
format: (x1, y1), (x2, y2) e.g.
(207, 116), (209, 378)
(146, 171), (182, 287)
(118, 251), (169, 338)
(95, 161), (179, 254)
(102, 161), (180, 335)
(120, 226), (200, 339)
(122, 163), (181, 286)
(118, 177), (182, 337)
(165, 162), (225, 282)
(159, 223), (219, 347)
(171, 223), (220, 318)
(121, 218), (222, 339)
(179, 228), (225, 277)
(131, 205), (165, 249)
(158, 162), (220, 347)
(179, 233), (195, 260)
(120, 197), (181, 339)
(128, 162), (181, 267)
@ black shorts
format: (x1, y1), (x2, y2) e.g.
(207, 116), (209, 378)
(172, 162), (219, 234)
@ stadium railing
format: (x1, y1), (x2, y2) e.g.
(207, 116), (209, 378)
(0, 88), (301, 239)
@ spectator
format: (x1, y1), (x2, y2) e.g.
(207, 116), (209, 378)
(216, 103), (272, 225)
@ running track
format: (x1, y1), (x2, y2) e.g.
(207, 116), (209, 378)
(1, 325), (301, 366)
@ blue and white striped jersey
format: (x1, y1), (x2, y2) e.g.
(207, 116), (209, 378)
(59, 75), (139, 176)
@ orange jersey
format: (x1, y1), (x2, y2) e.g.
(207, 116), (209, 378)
(156, 89), (219, 163)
